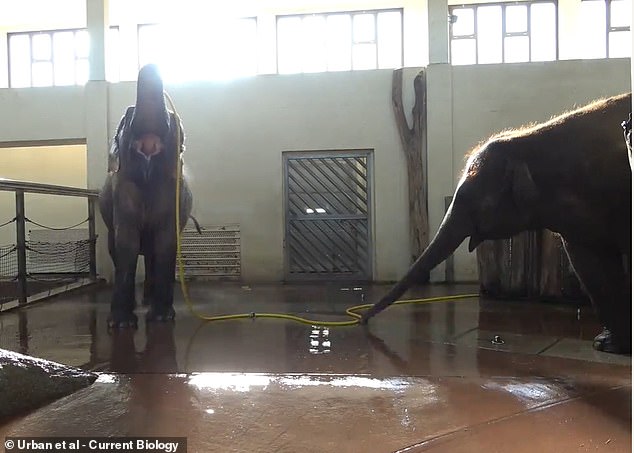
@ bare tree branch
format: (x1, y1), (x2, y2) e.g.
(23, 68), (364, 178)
(392, 68), (429, 266)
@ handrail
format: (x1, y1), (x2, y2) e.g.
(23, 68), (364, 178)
(0, 178), (99, 198)
(0, 178), (100, 307)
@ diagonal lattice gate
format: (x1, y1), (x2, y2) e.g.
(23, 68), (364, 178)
(284, 151), (372, 280)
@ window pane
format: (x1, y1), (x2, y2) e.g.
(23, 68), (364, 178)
(353, 14), (375, 42)
(75, 59), (89, 85)
(32, 61), (53, 86)
(9, 35), (31, 87)
(504, 36), (529, 62)
(277, 17), (302, 74)
(32, 34), (51, 60)
(231, 18), (258, 76)
(452, 8), (474, 36)
(611, 0), (632, 28)
(75, 30), (89, 58)
(377, 11), (402, 68)
(302, 15), (327, 73)
(530, 2), (557, 61)
(451, 39), (476, 65)
(53, 31), (76, 85)
(506, 5), (528, 33)
(609, 30), (631, 57)
(579, 0), (607, 58)
(106, 27), (120, 82)
(352, 43), (376, 69)
(477, 6), (502, 64)
(326, 14), (352, 71)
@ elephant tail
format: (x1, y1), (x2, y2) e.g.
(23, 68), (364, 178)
(189, 215), (203, 234)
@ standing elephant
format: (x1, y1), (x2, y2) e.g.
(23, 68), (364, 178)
(99, 64), (193, 329)
(362, 93), (632, 354)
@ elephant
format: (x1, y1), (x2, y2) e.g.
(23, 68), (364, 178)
(361, 93), (632, 354)
(99, 64), (193, 329)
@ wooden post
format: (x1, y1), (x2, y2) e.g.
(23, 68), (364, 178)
(392, 68), (429, 267)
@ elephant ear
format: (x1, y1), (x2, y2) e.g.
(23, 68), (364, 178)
(511, 161), (539, 208)
(468, 235), (482, 252)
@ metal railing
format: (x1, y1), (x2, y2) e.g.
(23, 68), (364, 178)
(0, 178), (100, 310)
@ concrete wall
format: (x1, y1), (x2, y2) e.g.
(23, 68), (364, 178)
(0, 145), (87, 246)
(0, 58), (630, 283)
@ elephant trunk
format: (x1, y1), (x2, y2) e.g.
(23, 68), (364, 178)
(130, 64), (170, 138)
(360, 201), (472, 323)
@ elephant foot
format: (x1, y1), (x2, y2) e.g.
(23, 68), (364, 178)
(593, 328), (631, 355)
(107, 311), (138, 330)
(146, 306), (175, 323)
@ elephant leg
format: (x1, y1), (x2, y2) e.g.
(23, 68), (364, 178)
(146, 224), (177, 323)
(107, 228), (115, 263)
(562, 240), (631, 354)
(108, 224), (140, 329)
(142, 254), (153, 306)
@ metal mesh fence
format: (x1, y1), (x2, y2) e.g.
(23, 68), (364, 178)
(0, 245), (17, 279)
(0, 227), (93, 308)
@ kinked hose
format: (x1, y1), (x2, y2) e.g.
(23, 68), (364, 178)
(163, 92), (479, 327)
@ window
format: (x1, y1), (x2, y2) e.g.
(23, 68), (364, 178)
(137, 17), (258, 82)
(276, 9), (403, 74)
(8, 28), (120, 87)
(580, 0), (631, 58)
(449, 2), (557, 65)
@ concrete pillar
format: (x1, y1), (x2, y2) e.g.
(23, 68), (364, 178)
(427, 0), (449, 64)
(425, 64), (454, 282)
(425, 0), (452, 280)
(85, 0), (112, 280)
(87, 0), (109, 81)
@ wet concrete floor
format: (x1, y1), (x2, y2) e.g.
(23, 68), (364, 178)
(0, 282), (630, 452)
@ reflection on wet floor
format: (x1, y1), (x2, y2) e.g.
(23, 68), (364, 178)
(0, 282), (627, 372)
(0, 282), (630, 451)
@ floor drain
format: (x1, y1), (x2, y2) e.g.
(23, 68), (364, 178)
(491, 335), (505, 345)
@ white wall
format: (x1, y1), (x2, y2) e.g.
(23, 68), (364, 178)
(0, 86), (85, 142)
(0, 145), (87, 246)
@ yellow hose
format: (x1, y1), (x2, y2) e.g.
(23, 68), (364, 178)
(163, 91), (479, 327)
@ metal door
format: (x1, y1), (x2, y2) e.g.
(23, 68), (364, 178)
(283, 150), (372, 280)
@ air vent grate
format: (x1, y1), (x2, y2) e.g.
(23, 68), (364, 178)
(178, 224), (241, 280)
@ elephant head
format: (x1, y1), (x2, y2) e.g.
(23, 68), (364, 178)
(130, 64), (170, 147)
(360, 137), (540, 323)
(109, 64), (183, 181)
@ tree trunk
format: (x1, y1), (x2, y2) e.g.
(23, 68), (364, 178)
(392, 68), (429, 265)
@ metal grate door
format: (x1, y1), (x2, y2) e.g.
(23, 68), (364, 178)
(284, 151), (372, 280)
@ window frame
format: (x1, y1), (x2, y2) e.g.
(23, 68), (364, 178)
(449, 1), (559, 65)
(275, 8), (404, 74)
(605, 0), (631, 57)
(7, 26), (120, 88)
